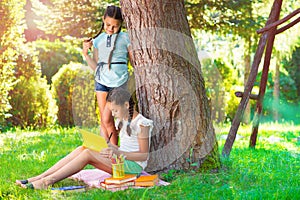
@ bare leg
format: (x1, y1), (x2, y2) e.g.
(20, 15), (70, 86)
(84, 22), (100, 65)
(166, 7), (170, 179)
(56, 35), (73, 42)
(16, 146), (85, 185)
(27, 149), (112, 189)
(102, 103), (118, 145)
(96, 91), (118, 145)
(96, 91), (109, 137)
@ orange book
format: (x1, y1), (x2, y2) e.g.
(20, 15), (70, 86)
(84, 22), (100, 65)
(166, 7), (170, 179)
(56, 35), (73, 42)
(135, 174), (159, 187)
(104, 174), (137, 184)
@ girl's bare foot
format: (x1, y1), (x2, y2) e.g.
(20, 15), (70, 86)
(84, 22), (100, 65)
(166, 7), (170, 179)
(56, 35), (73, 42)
(16, 176), (42, 186)
(21, 178), (50, 190)
(16, 179), (28, 186)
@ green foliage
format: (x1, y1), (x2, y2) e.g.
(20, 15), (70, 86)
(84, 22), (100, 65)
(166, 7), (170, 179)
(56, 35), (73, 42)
(283, 45), (300, 100)
(14, 44), (41, 80)
(0, 0), (26, 42)
(4, 41), (56, 129)
(255, 70), (300, 124)
(190, 0), (299, 125)
(51, 62), (98, 127)
(0, 0), (26, 125)
(7, 75), (55, 129)
(202, 58), (225, 123)
(225, 89), (240, 122)
(198, 141), (221, 172)
(31, 0), (119, 39)
(1, 124), (299, 199)
(186, 0), (267, 38)
(0, 47), (16, 125)
(160, 169), (185, 182)
(201, 57), (239, 123)
(262, 90), (300, 124)
(33, 39), (84, 84)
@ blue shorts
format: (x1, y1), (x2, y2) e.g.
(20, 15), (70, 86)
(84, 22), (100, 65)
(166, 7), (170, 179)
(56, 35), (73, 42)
(95, 82), (127, 92)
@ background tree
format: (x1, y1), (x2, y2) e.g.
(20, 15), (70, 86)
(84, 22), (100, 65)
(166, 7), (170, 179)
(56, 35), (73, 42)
(0, 0), (24, 127)
(6, 41), (55, 128)
(120, 0), (220, 172)
(194, 33), (243, 123)
(51, 62), (98, 127)
(34, 39), (83, 84)
(284, 43), (300, 100)
(0, 0), (56, 128)
(271, 0), (300, 122)
(186, 0), (270, 124)
(30, 0), (118, 39)
(1, 0), (298, 130)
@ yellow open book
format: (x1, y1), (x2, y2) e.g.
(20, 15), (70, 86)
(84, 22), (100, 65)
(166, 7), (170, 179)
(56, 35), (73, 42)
(79, 129), (108, 152)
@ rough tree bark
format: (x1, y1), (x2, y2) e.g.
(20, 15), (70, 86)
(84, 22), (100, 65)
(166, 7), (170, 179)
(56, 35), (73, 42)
(120, 0), (220, 172)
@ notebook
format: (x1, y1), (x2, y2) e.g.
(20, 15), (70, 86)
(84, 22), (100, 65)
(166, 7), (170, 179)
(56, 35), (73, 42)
(79, 129), (108, 152)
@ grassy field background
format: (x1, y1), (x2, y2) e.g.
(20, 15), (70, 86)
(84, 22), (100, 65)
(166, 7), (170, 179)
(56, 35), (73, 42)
(0, 123), (299, 199)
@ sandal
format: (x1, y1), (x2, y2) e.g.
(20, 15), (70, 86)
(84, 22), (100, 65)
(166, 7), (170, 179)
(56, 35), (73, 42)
(22, 183), (34, 189)
(16, 179), (28, 185)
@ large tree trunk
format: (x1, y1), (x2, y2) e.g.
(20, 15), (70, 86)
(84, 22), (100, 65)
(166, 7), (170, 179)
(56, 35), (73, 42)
(120, 0), (220, 172)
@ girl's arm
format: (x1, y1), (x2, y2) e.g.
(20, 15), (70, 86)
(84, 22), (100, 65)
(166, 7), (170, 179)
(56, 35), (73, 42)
(82, 41), (98, 71)
(111, 125), (150, 162)
(127, 45), (135, 68)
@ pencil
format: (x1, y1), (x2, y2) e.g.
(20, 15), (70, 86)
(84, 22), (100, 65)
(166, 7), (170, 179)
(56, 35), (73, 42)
(107, 132), (113, 143)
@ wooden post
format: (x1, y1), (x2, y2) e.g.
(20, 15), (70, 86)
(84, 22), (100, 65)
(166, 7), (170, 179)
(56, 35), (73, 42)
(222, 0), (283, 157)
(249, 0), (283, 148)
(222, 1), (300, 156)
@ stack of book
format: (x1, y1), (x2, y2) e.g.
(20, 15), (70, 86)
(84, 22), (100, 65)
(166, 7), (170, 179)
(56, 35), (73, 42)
(100, 174), (160, 190)
(100, 174), (137, 190)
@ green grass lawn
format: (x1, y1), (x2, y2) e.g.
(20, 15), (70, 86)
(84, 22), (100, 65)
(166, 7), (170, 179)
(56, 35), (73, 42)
(0, 123), (299, 200)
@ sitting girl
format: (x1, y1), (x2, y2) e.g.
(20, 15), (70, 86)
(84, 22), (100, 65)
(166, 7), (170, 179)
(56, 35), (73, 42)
(16, 88), (153, 189)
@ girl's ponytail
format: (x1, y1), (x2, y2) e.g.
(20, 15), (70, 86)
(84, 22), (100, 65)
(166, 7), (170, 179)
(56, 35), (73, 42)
(106, 5), (123, 69)
(126, 96), (134, 136)
(107, 88), (135, 136)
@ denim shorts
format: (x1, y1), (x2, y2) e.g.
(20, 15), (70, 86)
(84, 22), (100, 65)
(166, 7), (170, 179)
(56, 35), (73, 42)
(95, 82), (127, 92)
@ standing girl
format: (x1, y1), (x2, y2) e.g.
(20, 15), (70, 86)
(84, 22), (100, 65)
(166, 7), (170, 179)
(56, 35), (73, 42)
(16, 88), (153, 189)
(83, 5), (131, 145)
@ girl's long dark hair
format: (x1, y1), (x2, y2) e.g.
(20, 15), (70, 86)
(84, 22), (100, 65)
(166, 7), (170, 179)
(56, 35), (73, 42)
(87, 5), (123, 69)
(107, 88), (134, 136)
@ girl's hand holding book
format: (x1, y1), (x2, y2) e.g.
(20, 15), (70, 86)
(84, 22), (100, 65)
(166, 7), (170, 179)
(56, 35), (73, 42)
(108, 145), (120, 158)
(99, 148), (114, 158)
(100, 146), (120, 159)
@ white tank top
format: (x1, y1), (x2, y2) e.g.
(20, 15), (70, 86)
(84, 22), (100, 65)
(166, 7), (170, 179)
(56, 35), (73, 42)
(116, 114), (153, 169)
